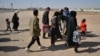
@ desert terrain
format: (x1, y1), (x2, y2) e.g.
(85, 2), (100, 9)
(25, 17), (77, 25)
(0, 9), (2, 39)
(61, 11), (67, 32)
(0, 10), (100, 56)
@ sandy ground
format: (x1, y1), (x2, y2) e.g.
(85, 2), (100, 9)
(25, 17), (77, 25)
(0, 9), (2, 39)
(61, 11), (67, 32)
(0, 11), (100, 56)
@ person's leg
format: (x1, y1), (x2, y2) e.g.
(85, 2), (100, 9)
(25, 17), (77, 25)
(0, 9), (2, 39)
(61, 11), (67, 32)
(74, 43), (79, 52)
(27, 36), (36, 48)
(48, 31), (51, 37)
(47, 25), (51, 37)
(17, 23), (19, 30)
(9, 26), (12, 32)
(14, 23), (17, 30)
(67, 32), (74, 46)
(81, 31), (85, 36)
(43, 32), (46, 38)
(43, 25), (46, 38)
(36, 36), (41, 46)
(56, 28), (63, 40)
(83, 31), (86, 36)
(50, 28), (56, 46)
(25, 36), (36, 51)
(57, 28), (63, 40)
(5, 26), (8, 32)
(48, 32), (51, 37)
(51, 34), (56, 46)
(36, 36), (45, 49)
(12, 23), (14, 29)
(15, 23), (19, 30)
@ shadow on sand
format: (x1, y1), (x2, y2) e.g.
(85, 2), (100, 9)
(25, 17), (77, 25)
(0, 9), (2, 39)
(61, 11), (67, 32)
(78, 47), (100, 53)
(0, 29), (29, 36)
(10, 29), (29, 34)
(0, 30), (5, 32)
(28, 41), (100, 53)
(78, 41), (100, 53)
(0, 30), (11, 35)
(0, 46), (24, 52)
(28, 44), (69, 52)
(85, 31), (100, 37)
(0, 38), (19, 42)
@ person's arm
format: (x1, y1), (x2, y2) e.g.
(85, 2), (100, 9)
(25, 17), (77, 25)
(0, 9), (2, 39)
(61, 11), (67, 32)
(78, 37), (81, 44)
(78, 33), (81, 44)
(74, 18), (77, 27)
(33, 19), (38, 30)
(29, 18), (31, 27)
(85, 23), (87, 31)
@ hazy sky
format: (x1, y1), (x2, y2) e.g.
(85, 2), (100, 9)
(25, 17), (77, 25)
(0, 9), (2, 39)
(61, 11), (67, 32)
(0, 0), (100, 9)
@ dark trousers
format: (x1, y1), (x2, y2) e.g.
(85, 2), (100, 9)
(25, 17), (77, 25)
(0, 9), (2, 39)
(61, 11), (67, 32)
(55, 28), (63, 39)
(81, 31), (85, 36)
(50, 28), (56, 45)
(43, 32), (50, 38)
(13, 22), (19, 30)
(67, 32), (74, 46)
(27, 36), (41, 48)
(74, 42), (79, 52)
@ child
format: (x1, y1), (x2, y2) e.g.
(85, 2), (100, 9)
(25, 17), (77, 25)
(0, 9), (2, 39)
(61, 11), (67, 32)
(80, 19), (87, 36)
(5, 18), (12, 32)
(73, 26), (81, 53)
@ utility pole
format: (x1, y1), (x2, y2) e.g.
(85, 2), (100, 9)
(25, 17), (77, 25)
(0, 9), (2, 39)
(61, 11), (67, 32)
(30, 0), (32, 8)
(11, 3), (13, 11)
(37, 0), (38, 10)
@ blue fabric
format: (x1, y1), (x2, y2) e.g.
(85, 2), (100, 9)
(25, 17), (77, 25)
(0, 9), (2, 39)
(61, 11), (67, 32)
(63, 10), (69, 16)
(73, 31), (81, 43)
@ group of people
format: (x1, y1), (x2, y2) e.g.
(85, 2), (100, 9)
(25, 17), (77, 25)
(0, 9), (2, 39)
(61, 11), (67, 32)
(5, 12), (19, 32)
(24, 7), (87, 53)
(4, 7), (87, 53)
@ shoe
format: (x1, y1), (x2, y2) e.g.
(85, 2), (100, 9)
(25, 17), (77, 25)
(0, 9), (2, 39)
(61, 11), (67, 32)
(24, 48), (33, 52)
(74, 49), (79, 53)
(39, 46), (45, 49)
(25, 48), (29, 50)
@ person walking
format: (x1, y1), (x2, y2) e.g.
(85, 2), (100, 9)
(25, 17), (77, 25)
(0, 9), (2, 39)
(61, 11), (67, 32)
(42, 7), (51, 39)
(5, 18), (12, 32)
(12, 13), (19, 31)
(73, 26), (81, 53)
(65, 11), (77, 47)
(25, 9), (44, 52)
(50, 11), (63, 46)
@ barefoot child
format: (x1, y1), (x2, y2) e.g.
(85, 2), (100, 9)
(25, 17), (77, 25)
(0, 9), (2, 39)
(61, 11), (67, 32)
(5, 18), (12, 32)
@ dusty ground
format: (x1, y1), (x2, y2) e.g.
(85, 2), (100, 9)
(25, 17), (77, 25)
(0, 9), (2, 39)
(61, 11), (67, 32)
(0, 11), (100, 56)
